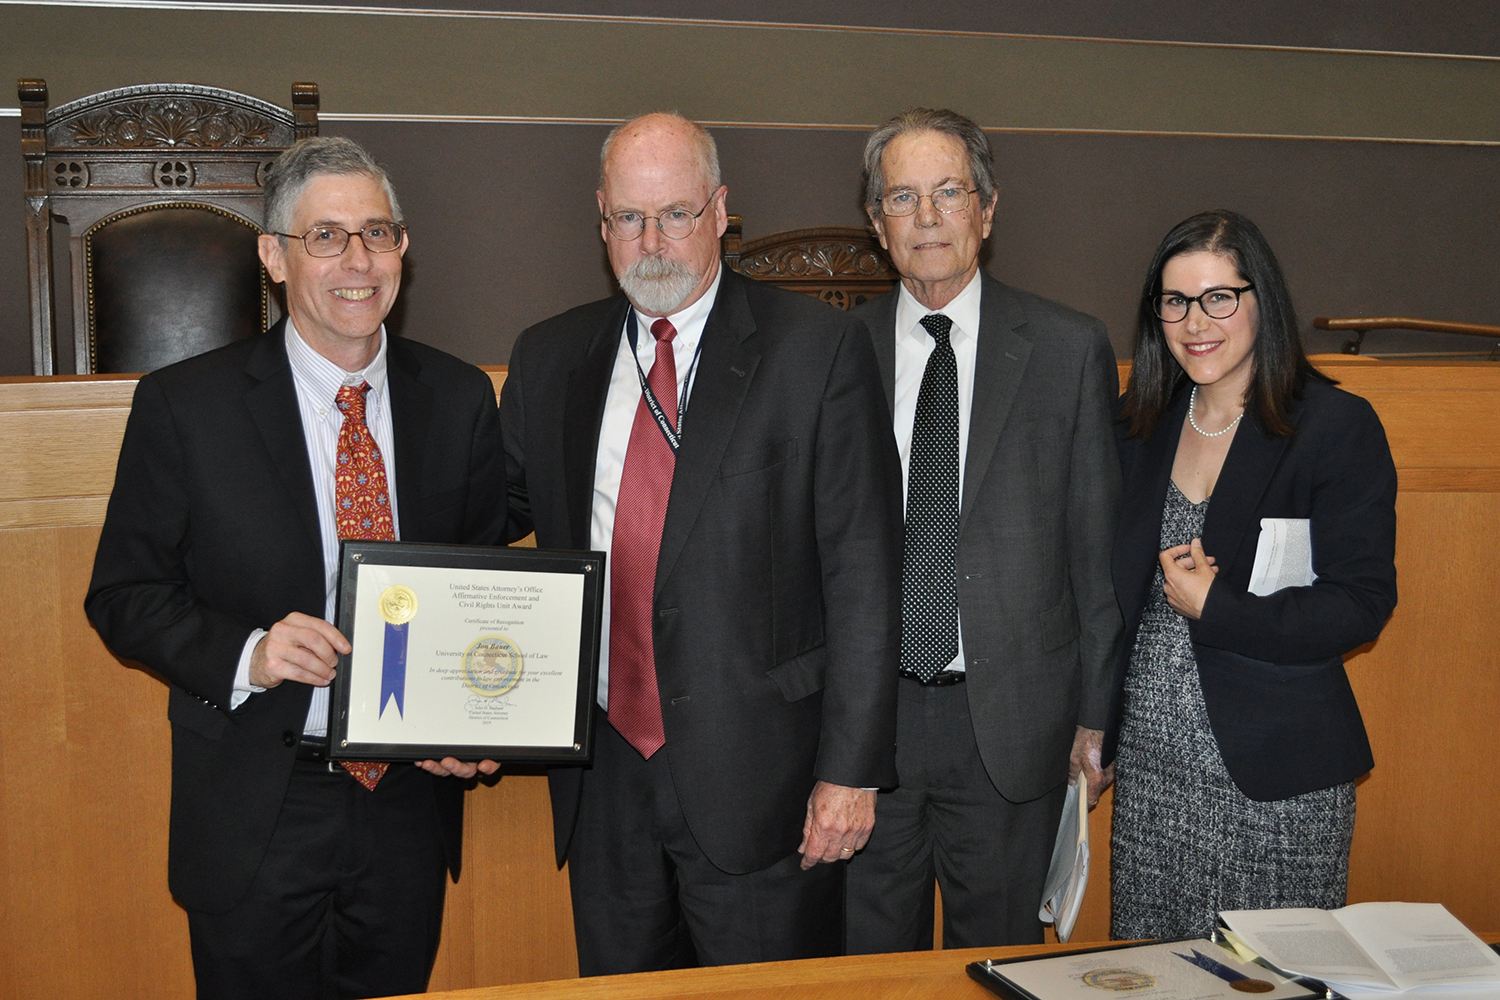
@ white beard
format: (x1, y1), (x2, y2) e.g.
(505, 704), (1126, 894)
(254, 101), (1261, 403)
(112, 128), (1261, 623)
(618, 253), (700, 316)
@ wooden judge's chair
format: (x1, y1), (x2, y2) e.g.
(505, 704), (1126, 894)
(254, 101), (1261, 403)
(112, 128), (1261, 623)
(721, 214), (897, 310)
(20, 79), (319, 375)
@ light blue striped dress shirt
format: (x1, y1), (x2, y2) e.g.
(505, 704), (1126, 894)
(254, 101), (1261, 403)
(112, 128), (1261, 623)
(228, 322), (399, 736)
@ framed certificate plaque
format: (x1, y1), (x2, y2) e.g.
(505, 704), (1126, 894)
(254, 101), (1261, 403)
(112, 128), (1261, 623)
(329, 540), (604, 764)
(967, 939), (1323, 1000)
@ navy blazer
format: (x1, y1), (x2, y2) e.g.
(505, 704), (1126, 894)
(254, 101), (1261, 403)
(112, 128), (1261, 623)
(86, 324), (508, 912)
(1106, 377), (1397, 801)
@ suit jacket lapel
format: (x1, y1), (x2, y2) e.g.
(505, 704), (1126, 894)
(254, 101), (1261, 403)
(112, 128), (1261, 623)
(386, 337), (433, 541)
(655, 271), (759, 593)
(1202, 404), (1297, 574)
(866, 289), (899, 418)
(1114, 390), (1187, 626)
(962, 274), (1033, 522)
(243, 324), (322, 553)
(563, 297), (631, 549)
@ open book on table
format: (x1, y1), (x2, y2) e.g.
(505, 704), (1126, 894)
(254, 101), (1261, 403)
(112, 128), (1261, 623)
(1220, 902), (1500, 996)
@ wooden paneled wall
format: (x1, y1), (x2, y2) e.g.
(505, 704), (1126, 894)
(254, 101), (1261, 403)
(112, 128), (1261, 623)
(0, 361), (1495, 999)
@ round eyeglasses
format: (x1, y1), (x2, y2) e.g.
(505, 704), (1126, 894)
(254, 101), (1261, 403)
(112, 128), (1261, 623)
(879, 186), (977, 217)
(602, 192), (717, 241)
(1151, 283), (1255, 323)
(276, 223), (406, 258)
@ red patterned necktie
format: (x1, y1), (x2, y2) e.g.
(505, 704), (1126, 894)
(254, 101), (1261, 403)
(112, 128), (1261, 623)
(607, 318), (678, 758)
(334, 381), (391, 790)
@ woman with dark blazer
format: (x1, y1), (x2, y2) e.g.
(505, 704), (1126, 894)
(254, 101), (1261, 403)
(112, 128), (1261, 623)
(1106, 210), (1397, 940)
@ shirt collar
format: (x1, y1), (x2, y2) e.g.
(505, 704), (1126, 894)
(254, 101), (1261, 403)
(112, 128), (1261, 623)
(894, 268), (983, 347)
(285, 320), (389, 412)
(629, 265), (723, 348)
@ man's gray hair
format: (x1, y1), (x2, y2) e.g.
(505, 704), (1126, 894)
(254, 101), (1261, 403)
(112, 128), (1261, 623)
(599, 112), (721, 192)
(263, 136), (403, 238)
(862, 108), (997, 214)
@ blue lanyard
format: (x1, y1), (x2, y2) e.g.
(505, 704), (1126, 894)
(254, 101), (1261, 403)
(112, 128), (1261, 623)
(627, 311), (705, 455)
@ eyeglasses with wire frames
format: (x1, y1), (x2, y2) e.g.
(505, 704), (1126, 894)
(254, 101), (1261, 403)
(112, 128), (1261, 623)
(274, 223), (406, 258)
(879, 185), (978, 217)
(1151, 283), (1256, 323)
(601, 192), (718, 241)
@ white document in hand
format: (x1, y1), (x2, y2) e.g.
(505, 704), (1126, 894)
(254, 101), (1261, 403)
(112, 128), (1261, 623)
(1247, 517), (1316, 596)
(1038, 770), (1088, 942)
(1221, 902), (1500, 993)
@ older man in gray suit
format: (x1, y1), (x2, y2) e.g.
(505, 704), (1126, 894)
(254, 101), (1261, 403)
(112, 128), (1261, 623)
(845, 108), (1125, 951)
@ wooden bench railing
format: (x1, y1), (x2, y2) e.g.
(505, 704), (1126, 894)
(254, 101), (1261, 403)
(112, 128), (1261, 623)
(1314, 316), (1500, 358)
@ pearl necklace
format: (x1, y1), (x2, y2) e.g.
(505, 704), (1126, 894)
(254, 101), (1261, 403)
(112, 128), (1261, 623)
(1189, 384), (1243, 438)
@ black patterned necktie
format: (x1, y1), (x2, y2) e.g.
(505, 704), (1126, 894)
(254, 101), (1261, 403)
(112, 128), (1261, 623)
(900, 313), (961, 683)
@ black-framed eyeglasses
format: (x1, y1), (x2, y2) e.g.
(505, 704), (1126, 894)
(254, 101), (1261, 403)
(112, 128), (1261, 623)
(879, 186), (978, 217)
(1151, 283), (1255, 323)
(275, 223), (406, 258)
(602, 192), (717, 241)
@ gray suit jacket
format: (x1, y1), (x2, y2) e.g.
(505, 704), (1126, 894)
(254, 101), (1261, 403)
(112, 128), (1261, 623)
(857, 271), (1124, 803)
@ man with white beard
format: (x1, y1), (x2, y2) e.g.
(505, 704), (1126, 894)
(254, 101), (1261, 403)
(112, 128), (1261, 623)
(498, 113), (903, 974)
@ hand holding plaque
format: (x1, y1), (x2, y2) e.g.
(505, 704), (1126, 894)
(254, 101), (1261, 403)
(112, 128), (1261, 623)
(250, 612), (348, 690)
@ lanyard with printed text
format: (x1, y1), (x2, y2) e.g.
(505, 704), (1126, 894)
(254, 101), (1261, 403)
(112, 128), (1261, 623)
(628, 311), (705, 455)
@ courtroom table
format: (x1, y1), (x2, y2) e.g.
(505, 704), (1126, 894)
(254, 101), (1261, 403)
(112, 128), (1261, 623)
(390, 934), (1500, 1000)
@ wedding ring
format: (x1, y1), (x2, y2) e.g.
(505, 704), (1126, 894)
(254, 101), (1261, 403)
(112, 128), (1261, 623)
(839, 846), (855, 854)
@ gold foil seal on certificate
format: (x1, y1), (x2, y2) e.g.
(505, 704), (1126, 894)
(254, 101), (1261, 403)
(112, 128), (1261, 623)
(1082, 968), (1155, 992)
(378, 585), (419, 625)
(463, 635), (523, 697)
(1230, 981), (1274, 994)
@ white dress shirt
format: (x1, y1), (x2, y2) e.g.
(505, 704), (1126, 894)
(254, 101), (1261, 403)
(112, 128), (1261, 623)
(892, 269), (983, 672)
(590, 267), (722, 710)
(229, 321), (400, 735)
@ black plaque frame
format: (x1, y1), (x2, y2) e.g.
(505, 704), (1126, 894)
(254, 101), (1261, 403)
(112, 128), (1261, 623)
(967, 938), (1325, 1000)
(330, 540), (603, 764)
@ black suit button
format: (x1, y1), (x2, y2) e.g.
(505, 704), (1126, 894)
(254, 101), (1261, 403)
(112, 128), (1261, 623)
(282, 730), (297, 747)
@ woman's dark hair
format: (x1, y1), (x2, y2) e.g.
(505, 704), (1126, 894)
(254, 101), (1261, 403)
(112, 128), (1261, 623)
(1119, 209), (1330, 440)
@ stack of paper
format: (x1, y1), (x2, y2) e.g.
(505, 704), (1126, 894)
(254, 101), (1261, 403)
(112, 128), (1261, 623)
(1039, 771), (1088, 942)
(1248, 517), (1317, 596)
(1221, 902), (1500, 999)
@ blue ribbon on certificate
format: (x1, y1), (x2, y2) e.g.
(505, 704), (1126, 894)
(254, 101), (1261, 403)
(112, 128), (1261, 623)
(377, 585), (419, 719)
(1172, 948), (1253, 984)
(381, 621), (408, 718)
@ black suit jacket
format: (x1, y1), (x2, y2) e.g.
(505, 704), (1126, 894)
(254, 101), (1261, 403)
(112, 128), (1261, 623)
(85, 324), (507, 913)
(502, 269), (903, 874)
(857, 273), (1125, 803)
(1106, 377), (1397, 801)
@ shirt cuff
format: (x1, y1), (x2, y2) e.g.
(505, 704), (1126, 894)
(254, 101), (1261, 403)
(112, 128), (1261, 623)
(230, 628), (270, 710)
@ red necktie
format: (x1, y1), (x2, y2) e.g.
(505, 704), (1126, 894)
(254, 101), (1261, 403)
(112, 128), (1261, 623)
(607, 318), (678, 758)
(334, 382), (391, 790)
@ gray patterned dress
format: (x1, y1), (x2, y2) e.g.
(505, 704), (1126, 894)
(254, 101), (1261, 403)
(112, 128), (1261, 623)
(1110, 481), (1356, 940)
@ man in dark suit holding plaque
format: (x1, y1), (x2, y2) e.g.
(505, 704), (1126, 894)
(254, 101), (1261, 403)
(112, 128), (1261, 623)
(85, 136), (505, 1000)
(500, 113), (903, 974)
(844, 108), (1125, 950)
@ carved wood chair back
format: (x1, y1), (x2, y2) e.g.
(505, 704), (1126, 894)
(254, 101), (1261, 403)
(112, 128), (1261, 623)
(20, 80), (318, 374)
(721, 214), (897, 311)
